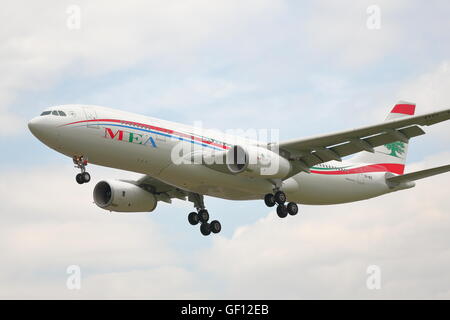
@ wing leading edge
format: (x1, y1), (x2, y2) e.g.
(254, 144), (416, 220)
(128, 175), (188, 203)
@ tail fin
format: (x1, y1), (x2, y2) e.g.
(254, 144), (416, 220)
(348, 101), (416, 174)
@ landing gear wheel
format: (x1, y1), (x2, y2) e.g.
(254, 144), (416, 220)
(276, 204), (288, 218)
(188, 193), (222, 236)
(200, 223), (211, 236)
(287, 202), (298, 216)
(210, 220), (222, 234)
(274, 191), (286, 205)
(75, 173), (84, 184)
(81, 172), (91, 183)
(188, 212), (200, 225)
(198, 209), (209, 223)
(264, 193), (276, 207)
(73, 156), (90, 184)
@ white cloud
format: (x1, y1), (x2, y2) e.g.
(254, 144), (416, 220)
(0, 112), (24, 136)
(397, 61), (450, 113)
(0, 165), (191, 298)
(302, 0), (405, 68)
(82, 267), (206, 299)
(2, 0), (448, 137)
(0, 0), (285, 135)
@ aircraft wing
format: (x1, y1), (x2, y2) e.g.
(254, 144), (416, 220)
(274, 108), (450, 173)
(386, 164), (450, 184)
(125, 175), (189, 203)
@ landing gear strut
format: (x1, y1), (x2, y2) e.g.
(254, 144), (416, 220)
(73, 155), (91, 184)
(264, 189), (299, 218)
(188, 193), (221, 236)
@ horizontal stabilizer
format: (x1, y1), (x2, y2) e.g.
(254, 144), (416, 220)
(387, 164), (450, 184)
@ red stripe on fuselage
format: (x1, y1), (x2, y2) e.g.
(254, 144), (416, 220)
(311, 163), (405, 175)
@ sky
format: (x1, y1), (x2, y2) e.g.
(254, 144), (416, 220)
(0, 0), (449, 299)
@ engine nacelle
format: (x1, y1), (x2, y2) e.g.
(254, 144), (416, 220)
(226, 145), (292, 179)
(93, 180), (157, 212)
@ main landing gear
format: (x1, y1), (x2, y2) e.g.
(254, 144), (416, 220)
(73, 155), (91, 184)
(264, 190), (299, 218)
(187, 193), (221, 236)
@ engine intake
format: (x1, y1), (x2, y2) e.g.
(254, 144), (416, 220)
(93, 180), (157, 212)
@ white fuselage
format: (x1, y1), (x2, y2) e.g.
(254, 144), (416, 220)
(28, 105), (408, 205)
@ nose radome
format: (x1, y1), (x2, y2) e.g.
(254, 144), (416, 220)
(28, 116), (53, 141)
(28, 117), (42, 137)
(28, 115), (61, 148)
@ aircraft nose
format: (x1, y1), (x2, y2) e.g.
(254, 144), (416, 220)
(28, 117), (43, 137)
(28, 115), (62, 148)
(28, 116), (55, 141)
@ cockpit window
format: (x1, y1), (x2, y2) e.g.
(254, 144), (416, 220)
(40, 109), (66, 116)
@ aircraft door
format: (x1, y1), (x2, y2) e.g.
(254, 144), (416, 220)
(83, 107), (99, 129)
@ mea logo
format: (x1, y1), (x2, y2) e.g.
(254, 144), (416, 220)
(105, 128), (157, 148)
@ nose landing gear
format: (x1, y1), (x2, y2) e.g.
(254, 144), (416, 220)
(73, 155), (91, 184)
(264, 190), (299, 218)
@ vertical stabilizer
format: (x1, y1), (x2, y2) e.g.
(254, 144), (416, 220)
(348, 101), (416, 174)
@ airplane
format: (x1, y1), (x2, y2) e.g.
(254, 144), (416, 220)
(28, 102), (450, 236)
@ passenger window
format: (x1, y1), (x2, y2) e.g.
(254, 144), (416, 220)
(52, 110), (58, 116)
(58, 111), (66, 116)
(40, 111), (51, 116)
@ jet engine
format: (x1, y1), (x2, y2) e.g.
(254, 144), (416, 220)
(93, 180), (157, 212)
(225, 145), (292, 179)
